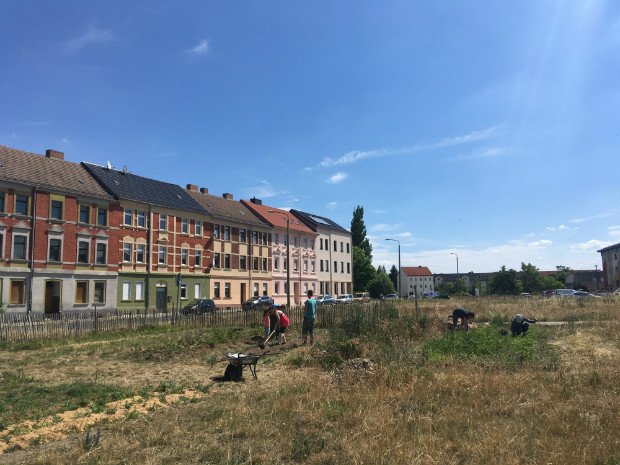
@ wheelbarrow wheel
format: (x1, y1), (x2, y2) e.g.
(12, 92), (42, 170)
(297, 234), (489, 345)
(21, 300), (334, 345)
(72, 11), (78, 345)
(224, 363), (243, 381)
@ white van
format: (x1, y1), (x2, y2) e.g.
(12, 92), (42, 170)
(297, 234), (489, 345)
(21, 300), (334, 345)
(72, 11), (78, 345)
(553, 289), (575, 297)
(423, 291), (440, 298)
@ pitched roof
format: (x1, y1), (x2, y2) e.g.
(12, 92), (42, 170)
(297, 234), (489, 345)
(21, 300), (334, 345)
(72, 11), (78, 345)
(402, 266), (433, 276)
(289, 209), (349, 234)
(0, 145), (114, 200)
(185, 189), (268, 228)
(241, 201), (315, 233)
(83, 162), (208, 215)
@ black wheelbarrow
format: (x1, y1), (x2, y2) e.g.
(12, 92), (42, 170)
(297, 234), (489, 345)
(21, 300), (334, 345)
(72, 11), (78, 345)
(223, 353), (261, 381)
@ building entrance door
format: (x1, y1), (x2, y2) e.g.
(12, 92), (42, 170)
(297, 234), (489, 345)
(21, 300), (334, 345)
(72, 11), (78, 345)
(44, 280), (61, 314)
(240, 283), (246, 306)
(156, 285), (167, 311)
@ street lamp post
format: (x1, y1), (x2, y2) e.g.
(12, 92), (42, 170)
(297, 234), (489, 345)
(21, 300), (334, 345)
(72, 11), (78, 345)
(270, 210), (291, 308)
(595, 265), (600, 291)
(450, 252), (459, 280)
(386, 238), (401, 297)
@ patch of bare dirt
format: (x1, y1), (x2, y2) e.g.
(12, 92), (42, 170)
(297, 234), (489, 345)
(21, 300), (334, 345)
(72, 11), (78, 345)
(331, 358), (375, 385)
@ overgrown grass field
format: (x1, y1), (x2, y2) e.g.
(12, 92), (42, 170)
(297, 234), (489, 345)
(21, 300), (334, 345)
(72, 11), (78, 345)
(0, 296), (618, 464)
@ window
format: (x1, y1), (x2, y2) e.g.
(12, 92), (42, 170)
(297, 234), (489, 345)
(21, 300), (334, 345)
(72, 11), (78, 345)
(48, 239), (62, 262)
(254, 283), (259, 296)
(10, 280), (26, 304)
(311, 261), (315, 272)
(341, 262), (344, 273)
(240, 256), (247, 270)
(96, 243), (107, 264)
(333, 240), (337, 252)
(262, 284), (268, 296)
(181, 248), (188, 265)
(122, 281), (131, 300)
(310, 239), (314, 250)
(284, 259), (288, 271)
(304, 238), (307, 249)
(0, 191), (4, 212)
(195, 221), (202, 236)
(13, 235), (27, 260)
(214, 282), (220, 298)
(334, 261), (338, 273)
(51, 200), (63, 220)
(320, 239), (323, 250)
(182, 219), (188, 234)
(275, 282), (279, 294)
(15, 194), (29, 215)
(136, 244), (145, 263)
(294, 237), (298, 247)
(158, 246), (167, 264)
(304, 260), (308, 272)
(195, 249), (201, 267)
(123, 243), (132, 262)
(225, 283), (231, 298)
(262, 257), (267, 271)
(274, 233), (279, 245)
(94, 281), (105, 303)
(274, 258), (279, 270)
(75, 281), (88, 304)
(224, 226), (230, 240)
(253, 257), (259, 271)
(214, 224), (220, 239)
(136, 281), (144, 300)
(326, 261), (329, 272)
(124, 209), (132, 226)
(78, 241), (89, 264)
(137, 211), (146, 228)
(304, 283), (308, 293)
(320, 260), (324, 272)
(253, 231), (258, 244)
(262, 232), (267, 245)
(346, 243), (350, 253)
(294, 259), (298, 271)
(79, 205), (90, 224)
(213, 253), (220, 268)
(180, 283), (188, 299)
(224, 254), (231, 269)
(97, 208), (107, 226)
(0, 231), (4, 259)
(194, 282), (201, 299)
(160, 214), (167, 230)
(347, 263), (350, 274)
(240, 229), (246, 243)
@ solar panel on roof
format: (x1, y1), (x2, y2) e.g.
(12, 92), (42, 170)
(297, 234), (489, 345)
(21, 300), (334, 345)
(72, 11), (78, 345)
(309, 215), (330, 225)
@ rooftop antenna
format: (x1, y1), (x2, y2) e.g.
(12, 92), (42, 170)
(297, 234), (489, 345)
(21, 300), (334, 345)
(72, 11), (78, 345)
(123, 165), (128, 174)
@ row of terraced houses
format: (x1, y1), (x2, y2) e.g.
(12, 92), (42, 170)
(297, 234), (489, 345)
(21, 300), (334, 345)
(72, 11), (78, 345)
(0, 145), (353, 313)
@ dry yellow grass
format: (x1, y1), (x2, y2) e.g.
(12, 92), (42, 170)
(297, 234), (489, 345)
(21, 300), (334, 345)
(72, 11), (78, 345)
(0, 297), (618, 465)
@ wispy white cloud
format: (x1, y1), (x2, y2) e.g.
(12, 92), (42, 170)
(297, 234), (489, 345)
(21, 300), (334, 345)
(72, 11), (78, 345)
(187, 39), (210, 56)
(63, 25), (114, 53)
(374, 209), (386, 214)
(545, 224), (578, 231)
(570, 211), (615, 224)
(326, 172), (347, 184)
(326, 202), (338, 210)
(371, 223), (403, 233)
(241, 180), (277, 199)
(306, 125), (504, 170)
(528, 239), (552, 247)
(569, 239), (614, 251)
(447, 147), (506, 161)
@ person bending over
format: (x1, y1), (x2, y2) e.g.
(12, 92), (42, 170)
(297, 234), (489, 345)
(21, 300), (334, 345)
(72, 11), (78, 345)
(511, 314), (537, 336)
(452, 307), (475, 332)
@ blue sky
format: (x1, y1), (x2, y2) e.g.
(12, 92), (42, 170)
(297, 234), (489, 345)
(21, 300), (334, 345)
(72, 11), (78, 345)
(1, 1), (619, 274)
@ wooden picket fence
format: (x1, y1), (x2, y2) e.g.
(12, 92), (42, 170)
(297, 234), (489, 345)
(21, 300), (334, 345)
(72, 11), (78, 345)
(0, 303), (381, 342)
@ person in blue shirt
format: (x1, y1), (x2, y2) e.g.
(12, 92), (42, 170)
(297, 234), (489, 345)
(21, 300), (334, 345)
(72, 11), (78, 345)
(302, 290), (317, 345)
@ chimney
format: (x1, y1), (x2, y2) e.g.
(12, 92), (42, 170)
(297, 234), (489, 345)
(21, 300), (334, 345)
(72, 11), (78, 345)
(250, 197), (262, 205)
(200, 187), (209, 194)
(45, 149), (64, 160)
(223, 193), (233, 200)
(187, 184), (199, 192)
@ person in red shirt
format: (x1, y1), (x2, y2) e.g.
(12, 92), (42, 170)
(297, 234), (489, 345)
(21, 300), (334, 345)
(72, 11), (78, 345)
(275, 305), (290, 344)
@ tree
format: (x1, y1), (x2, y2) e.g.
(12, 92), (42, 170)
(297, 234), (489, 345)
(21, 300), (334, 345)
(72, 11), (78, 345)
(368, 273), (396, 298)
(488, 266), (518, 295)
(389, 265), (399, 290)
(552, 266), (572, 286)
(520, 262), (543, 294)
(376, 265), (387, 275)
(351, 205), (372, 260)
(352, 246), (375, 291)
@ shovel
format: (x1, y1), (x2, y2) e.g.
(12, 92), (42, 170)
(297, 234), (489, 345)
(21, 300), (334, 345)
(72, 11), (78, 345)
(259, 329), (276, 350)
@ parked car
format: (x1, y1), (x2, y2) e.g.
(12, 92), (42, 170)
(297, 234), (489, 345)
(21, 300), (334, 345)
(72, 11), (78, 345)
(315, 295), (336, 306)
(242, 295), (274, 310)
(541, 289), (555, 297)
(572, 291), (601, 298)
(335, 294), (354, 304)
(422, 291), (439, 298)
(383, 294), (399, 300)
(553, 289), (575, 297)
(437, 294), (451, 299)
(354, 292), (371, 303)
(182, 298), (217, 315)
